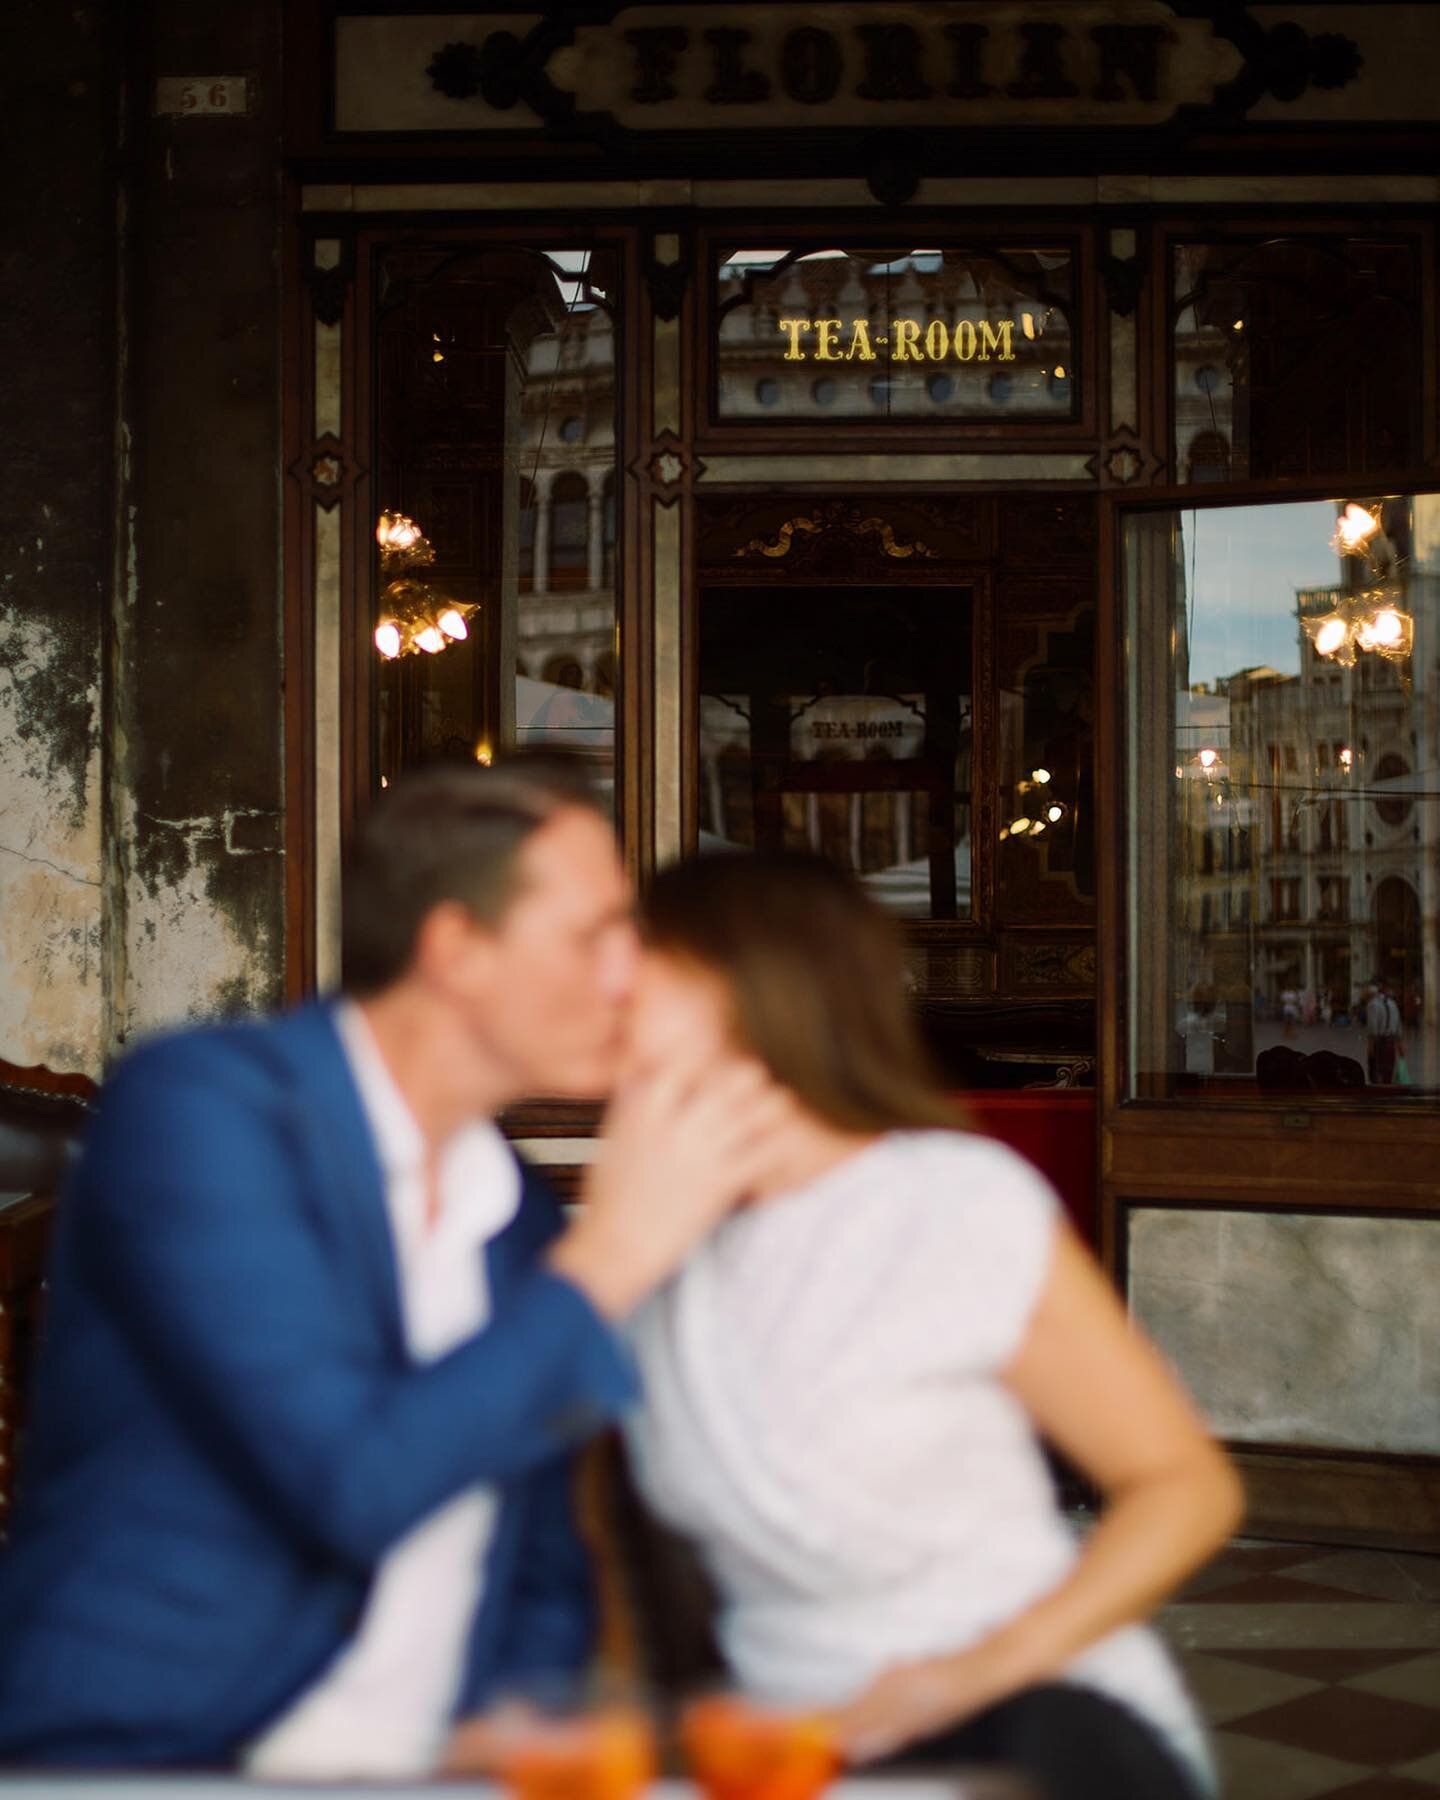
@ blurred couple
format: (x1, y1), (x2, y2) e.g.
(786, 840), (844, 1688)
(0, 759), (1240, 1800)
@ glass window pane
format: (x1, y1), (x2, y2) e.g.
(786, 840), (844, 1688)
(716, 246), (1075, 423)
(1172, 238), (1421, 484)
(1124, 491), (1440, 1101)
(374, 246), (618, 813)
(698, 585), (973, 919)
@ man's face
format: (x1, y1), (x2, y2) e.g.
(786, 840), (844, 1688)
(464, 805), (639, 1099)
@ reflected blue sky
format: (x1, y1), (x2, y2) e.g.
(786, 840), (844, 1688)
(1184, 501), (1342, 689)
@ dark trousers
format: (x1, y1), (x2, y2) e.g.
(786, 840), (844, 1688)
(1369, 1034), (1399, 1084)
(888, 1682), (1205, 1800)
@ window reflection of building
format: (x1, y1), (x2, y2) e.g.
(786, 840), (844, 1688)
(1172, 238), (1421, 485)
(514, 300), (617, 730)
(373, 249), (619, 794)
(1168, 495), (1440, 1088)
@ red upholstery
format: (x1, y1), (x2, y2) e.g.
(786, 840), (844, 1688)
(958, 1090), (1097, 1245)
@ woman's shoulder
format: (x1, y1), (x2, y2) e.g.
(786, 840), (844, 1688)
(880, 1127), (1060, 1195)
(843, 1132), (1061, 1365)
(831, 1130), (1058, 1245)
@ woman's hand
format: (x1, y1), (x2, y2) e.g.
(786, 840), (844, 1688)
(439, 1701), (542, 1774)
(836, 1643), (1022, 1764)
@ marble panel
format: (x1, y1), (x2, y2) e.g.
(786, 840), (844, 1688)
(1129, 1208), (1440, 1454)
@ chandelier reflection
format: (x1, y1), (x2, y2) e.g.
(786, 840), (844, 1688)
(1305, 499), (1413, 667)
(373, 511), (478, 659)
(1000, 766), (1069, 841)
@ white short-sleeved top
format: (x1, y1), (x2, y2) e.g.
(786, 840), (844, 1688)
(624, 1131), (1213, 1793)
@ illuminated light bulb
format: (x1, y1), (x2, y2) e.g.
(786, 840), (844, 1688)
(380, 776), (389, 788)
(1339, 746), (1354, 769)
(1313, 615), (1349, 658)
(1021, 312), (1036, 340)
(999, 826), (1010, 841)
(1365, 607), (1406, 649)
(374, 621), (403, 659)
(1232, 318), (1244, 332)
(376, 511), (423, 553)
(432, 351), (445, 363)
(414, 624), (446, 654)
(475, 744), (493, 767)
(438, 608), (469, 641)
(1333, 502), (1380, 554)
(1046, 803), (1065, 823)
(1032, 767), (1052, 785)
(1030, 820), (1047, 837)
(1214, 791), (1226, 808)
(1053, 365), (1067, 380)
(1198, 748), (1219, 770)
(1175, 765), (1184, 779)
(1010, 818), (1032, 836)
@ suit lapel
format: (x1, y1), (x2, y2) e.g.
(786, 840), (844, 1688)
(262, 1001), (407, 1361)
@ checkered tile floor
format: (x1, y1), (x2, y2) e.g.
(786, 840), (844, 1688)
(1155, 1541), (1440, 1798)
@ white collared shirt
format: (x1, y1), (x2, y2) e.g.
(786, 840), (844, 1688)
(246, 1003), (521, 1777)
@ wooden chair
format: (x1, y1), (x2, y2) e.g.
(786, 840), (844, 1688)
(0, 1058), (93, 1534)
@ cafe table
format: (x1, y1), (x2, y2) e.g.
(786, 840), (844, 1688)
(0, 1779), (1033, 1797)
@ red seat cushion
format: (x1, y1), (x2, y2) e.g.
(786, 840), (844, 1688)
(957, 1091), (1096, 1244)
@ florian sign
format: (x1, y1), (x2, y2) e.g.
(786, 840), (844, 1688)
(779, 317), (1016, 364)
(333, 3), (1366, 139)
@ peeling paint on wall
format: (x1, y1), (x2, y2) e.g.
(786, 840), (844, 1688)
(0, 609), (104, 1075)
(117, 795), (283, 1044)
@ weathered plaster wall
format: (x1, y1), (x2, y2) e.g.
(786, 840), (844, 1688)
(110, 0), (287, 1046)
(0, 4), (112, 1075)
(1, 0), (287, 1075)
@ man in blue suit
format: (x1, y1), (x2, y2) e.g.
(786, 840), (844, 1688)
(0, 759), (789, 1772)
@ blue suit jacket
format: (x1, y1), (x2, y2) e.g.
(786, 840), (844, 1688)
(0, 1002), (636, 1767)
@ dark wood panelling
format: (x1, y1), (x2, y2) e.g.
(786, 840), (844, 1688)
(1235, 1448), (1440, 1556)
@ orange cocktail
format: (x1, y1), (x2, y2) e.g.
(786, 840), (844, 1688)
(681, 1696), (840, 1800)
(497, 1709), (658, 1800)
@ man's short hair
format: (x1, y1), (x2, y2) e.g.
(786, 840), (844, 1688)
(340, 755), (603, 995)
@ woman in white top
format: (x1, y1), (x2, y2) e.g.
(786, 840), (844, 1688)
(620, 851), (1242, 1800)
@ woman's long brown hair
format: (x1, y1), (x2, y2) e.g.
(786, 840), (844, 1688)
(644, 851), (964, 1135)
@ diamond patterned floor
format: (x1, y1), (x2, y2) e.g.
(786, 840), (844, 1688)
(1156, 1543), (1440, 1798)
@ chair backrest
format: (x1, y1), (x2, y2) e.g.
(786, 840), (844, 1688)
(583, 1433), (725, 1705)
(0, 1058), (93, 1196)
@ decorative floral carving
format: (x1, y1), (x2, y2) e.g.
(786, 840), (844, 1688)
(426, 41), (484, 100)
(427, 26), (577, 121)
(733, 501), (937, 561)
(904, 946), (989, 998)
(652, 450), (684, 487)
(1005, 940), (1097, 990)
(289, 434), (352, 511)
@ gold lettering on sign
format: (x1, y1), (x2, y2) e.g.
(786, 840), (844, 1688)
(775, 318), (1022, 363)
(981, 319), (1015, 360)
(893, 318), (922, 361)
(846, 318), (875, 361)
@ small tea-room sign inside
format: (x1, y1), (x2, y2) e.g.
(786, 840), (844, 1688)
(780, 318), (1016, 364)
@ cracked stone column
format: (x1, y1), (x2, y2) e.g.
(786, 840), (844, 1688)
(108, 0), (287, 1046)
(0, 1), (112, 1077)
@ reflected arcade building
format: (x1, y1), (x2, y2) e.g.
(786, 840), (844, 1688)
(276, 3), (1440, 1546)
